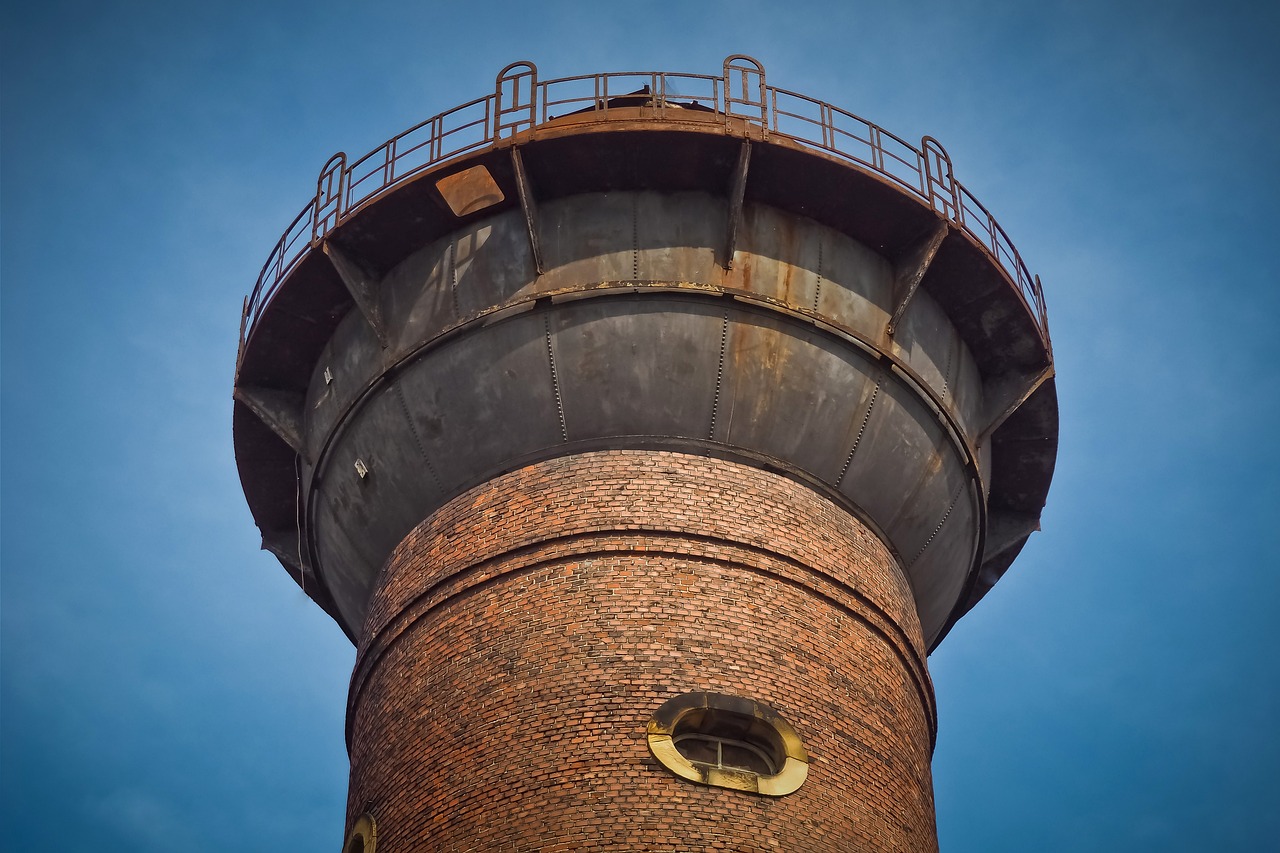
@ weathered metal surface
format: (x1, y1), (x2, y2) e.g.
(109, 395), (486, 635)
(433, 164), (505, 217)
(233, 59), (1058, 651)
(275, 191), (994, 644)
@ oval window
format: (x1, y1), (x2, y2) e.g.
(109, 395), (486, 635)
(343, 814), (377, 853)
(647, 692), (808, 796)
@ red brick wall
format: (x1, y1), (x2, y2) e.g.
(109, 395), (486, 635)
(345, 451), (938, 852)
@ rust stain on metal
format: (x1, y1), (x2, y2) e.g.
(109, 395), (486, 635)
(436, 165), (505, 217)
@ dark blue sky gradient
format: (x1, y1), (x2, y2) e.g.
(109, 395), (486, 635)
(3, 1), (1277, 850)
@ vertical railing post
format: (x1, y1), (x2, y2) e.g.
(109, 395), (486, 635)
(921, 136), (959, 223)
(722, 55), (768, 134)
(870, 126), (885, 173)
(495, 61), (539, 139)
(312, 152), (348, 244)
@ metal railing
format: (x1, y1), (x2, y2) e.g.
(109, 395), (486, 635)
(242, 56), (1048, 351)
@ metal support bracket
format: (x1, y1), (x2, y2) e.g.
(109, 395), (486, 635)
(234, 385), (309, 461)
(723, 141), (751, 270)
(982, 509), (1043, 566)
(261, 526), (312, 587)
(886, 219), (949, 337)
(512, 147), (544, 275)
(966, 508), (1043, 603)
(323, 240), (388, 346)
(977, 363), (1054, 445)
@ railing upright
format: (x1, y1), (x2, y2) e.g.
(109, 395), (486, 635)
(495, 61), (538, 138)
(921, 137), (959, 224)
(723, 55), (768, 130)
(312, 153), (348, 244)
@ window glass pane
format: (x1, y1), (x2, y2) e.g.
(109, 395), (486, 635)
(674, 734), (720, 766)
(720, 741), (774, 775)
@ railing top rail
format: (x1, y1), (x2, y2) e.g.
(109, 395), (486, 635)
(241, 59), (1049, 356)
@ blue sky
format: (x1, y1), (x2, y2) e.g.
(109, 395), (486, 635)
(2, 1), (1277, 850)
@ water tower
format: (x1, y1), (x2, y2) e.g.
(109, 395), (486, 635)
(233, 57), (1056, 852)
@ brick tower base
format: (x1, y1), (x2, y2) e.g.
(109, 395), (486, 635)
(343, 450), (938, 852)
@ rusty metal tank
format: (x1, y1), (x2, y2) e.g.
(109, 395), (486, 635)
(232, 56), (1057, 652)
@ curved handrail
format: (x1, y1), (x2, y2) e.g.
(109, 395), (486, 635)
(240, 58), (1049, 359)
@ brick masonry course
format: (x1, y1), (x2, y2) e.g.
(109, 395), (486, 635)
(344, 450), (939, 852)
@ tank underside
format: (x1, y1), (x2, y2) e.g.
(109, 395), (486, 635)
(233, 114), (1057, 651)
